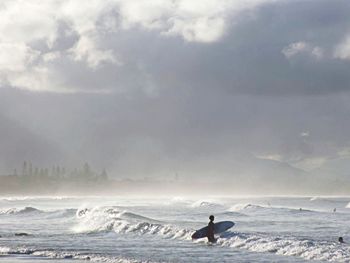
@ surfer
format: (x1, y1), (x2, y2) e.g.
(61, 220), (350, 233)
(339, 237), (345, 243)
(207, 215), (216, 243)
(191, 218), (234, 241)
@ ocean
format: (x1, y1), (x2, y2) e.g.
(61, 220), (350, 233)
(0, 196), (349, 262)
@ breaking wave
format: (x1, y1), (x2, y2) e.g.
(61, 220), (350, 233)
(2, 198), (349, 263)
(73, 206), (192, 239)
(0, 206), (76, 218)
(190, 200), (223, 208)
(217, 232), (350, 262)
(1, 203), (349, 263)
(227, 203), (316, 214)
(2, 230), (349, 263)
(0, 246), (160, 263)
(0, 206), (43, 215)
(310, 196), (322, 201)
(311, 197), (348, 204)
(75, 204), (343, 262)
(227, 203), (266, 212)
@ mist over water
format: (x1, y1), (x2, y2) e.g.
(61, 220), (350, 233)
(1, 196), (350, 262)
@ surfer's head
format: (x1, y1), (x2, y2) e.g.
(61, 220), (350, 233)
(209, 215), (214, 221)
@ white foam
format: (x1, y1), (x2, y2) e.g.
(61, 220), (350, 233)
(0, 206), (42, 215)
(1, 246), (161, 263)
(310, 196), (320, 201)
(0, 246), (34, 254)
(0, 246), (10, 254)
(190, 200), (222, 208)
(217, 233), (350, 262)
(72, 206), (192, 240)
(227, 203), (264, 212)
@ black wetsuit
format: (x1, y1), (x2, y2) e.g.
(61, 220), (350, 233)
(207, 221), (215, 243)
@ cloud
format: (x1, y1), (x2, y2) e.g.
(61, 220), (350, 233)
(42, 51), (61, 63)
(334, 35), (350, 60)
(0, 0), (121, 92)
(0, 0), (284, 93)
(300, 131), (310, 137)
(117, 0), (277, 42)
(0, 42), (39, 72)
(0, 0), (349, 96)
(282, 42), (324, 59)
(0, 43), (64, 92)
(117, 0), (174, 30)
(294, 157), (328, 171)
(0, 2), (106, 91)
(68, 35), (119, 69)
(0, 1), (59, 45)
(164, 16), (226, 43)
(255, 153), (282, 162)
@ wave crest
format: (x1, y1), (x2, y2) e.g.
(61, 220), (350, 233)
(228, 203), (264, 212)
(73, 206), (191, 239)
(0, 246), (160, 263)
(0, 206), (42, 215)
(217, 233), (349, 262)
(190, 200), (223, 208)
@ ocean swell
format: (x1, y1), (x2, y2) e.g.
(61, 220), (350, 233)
(227, 203), (316, 214)
(190, 200), (223, 208)
(0, 207), (76, 218)
(217, 232), (350, 262)
(0, 246), (162, 263)
(0, 206), (42, 215)
(73, 206), (192, 239)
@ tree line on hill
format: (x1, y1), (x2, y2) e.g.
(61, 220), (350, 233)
(9, 161), (108, 182)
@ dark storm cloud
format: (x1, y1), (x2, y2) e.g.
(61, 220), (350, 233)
(111, 0), (350, 96)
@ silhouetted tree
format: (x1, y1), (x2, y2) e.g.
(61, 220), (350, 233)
(83, 162), (93, 178)
(34, 167), (39, 177)
(100, 169), (108, 180)
(56, 166), (61, 177)
(22, 161), (27, 176)
(28, 162), (33, 177)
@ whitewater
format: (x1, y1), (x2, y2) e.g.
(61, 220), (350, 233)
(1, 196), (350, 262)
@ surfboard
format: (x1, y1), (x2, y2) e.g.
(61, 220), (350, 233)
(191, 221), (235, 239)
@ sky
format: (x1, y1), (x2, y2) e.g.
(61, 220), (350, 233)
(1, 0), (350, 190)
